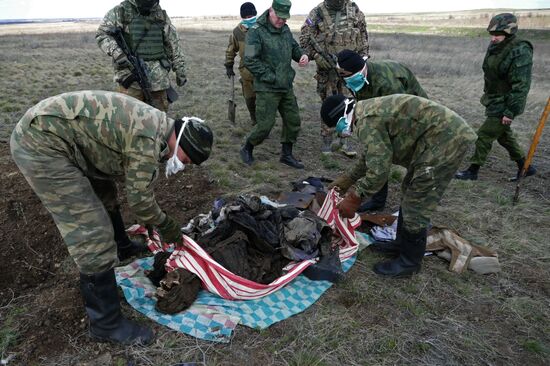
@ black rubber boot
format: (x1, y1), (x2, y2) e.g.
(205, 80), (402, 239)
(80, 268), (154, 345)
(369, 208), (403, 257)
(454, 164), (480, 180)
(373, 225), (427, 278)
(240, 141), (254, 166)
(109, 208), (149, 261)
(245, 98), (256, 125)
(515, 158), (537, 179)
(280, 142), (304, 169)
(358, 182), (388, 212)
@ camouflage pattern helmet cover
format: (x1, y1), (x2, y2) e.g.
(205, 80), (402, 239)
(487, 13), (518, 35)
(175, 118), (214, 165)
(325, 0), (346, 11)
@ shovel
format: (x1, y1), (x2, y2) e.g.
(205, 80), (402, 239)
(227, 75), (236, 124)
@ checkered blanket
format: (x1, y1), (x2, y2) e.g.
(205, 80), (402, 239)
(116, 189), (367, 342)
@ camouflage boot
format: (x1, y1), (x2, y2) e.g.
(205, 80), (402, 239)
(339, 138), (357, 158)
(321, 135), (333, 154)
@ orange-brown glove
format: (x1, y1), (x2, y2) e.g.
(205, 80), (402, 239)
(337, 188), (361, 218)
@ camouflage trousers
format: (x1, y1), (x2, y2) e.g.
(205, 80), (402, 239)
(240, 75), (256, 123)
(10, 117), (121, 274)
(316, 70), (345, 137)
(246, 90), (301, 146)
(470, 116), (525, 166)
(117, 85), (169, 112)
(400, 133), (474, 233)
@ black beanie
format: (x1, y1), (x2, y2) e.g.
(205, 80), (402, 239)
(320, 94), (355, 127)
(174, 118), (214, 165)
(337, 49), (365, 74)
(240, 2), (257, 18)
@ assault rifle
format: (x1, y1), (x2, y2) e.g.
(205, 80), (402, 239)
(309, 35), (342, 95)
(107, 27), (153, 105)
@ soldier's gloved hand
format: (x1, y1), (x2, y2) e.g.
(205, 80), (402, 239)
(157, 214), (182, 244)
(328, 174), (355, 193)
(114, 53), (131, 69)
(225, 65), (235, 78)
(337, 188), (361, 219)
(314, 53), (332, 70)
(176, 75), (187, 87)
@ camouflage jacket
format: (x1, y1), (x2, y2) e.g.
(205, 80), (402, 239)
(481, 35), (533, 119)
(225, 24), (254, 81)
(299, 0), (369, 60)
(244, 10), (304, 92)
(14, 90), (173, 225)
(349, 95), (477, 197)
(355, 60), (428, 100)
(96, 0), (186, 91)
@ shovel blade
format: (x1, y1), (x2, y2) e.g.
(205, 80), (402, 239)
(228, 100), (236, 124)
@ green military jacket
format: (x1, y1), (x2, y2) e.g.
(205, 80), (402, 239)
(350, 94), (477, 197)
(481, 35), (533, 118)
(244, 10), (304, 92)
(355, 60), (428, 100)
(14, 90), (173, 225)
(225, 24), (254, 81)
(96, 0), (186, 91)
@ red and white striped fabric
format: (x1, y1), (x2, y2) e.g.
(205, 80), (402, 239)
(127, 189), (361, 300)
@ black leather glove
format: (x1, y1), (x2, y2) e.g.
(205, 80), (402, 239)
(157, 214), (181, 244)
(225, 65), (235, 78)
(176, 75), (187, 87)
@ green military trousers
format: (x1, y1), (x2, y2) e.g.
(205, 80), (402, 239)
(470, 116), (525, 166)
(10, 116), (120, 274)
(401, 132), (474, 233)
(246, 90), (301, 146)
(316, 69), (345, 137)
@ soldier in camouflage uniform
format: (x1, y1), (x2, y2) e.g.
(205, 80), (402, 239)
(10, 91), (214, 344)
(333, 49), (428, 211)
(299, 0), (369, 155)
(321, 94), (477, 277)
(455, 13), (535, 181)
(225, 2), (258, 125)
(240, 0), (309, 169)
(96, 0), (187, 112)
(332, 49), (429, 212)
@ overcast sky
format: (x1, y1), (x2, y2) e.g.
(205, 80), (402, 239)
(0, 0), (548, 20)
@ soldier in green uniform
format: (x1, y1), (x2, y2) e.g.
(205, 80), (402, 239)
(455, 13), (535, 181)
(240, 0), (310, 169)
(321, 94), (477, 277)
(332, 49), (429, 212)
(225, 2), (258, 125)
(299, 0), (369, 156)
(96, 0), (187, 112)
(10, 91), (214, 344)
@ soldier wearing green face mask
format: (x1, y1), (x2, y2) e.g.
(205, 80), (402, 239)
(96, 0), (187, 112)
(240, 0), (310, 169)
(331, 49), (428, 212)
(299, 0), (369, 156)
(225, 2), (258, 125)
(455, 13), (536, 181)
(10, 91), (213, 345)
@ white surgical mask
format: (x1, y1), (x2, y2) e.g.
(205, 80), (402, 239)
(165, 116), (205, 177)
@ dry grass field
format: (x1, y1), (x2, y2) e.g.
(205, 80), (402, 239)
(0, 10), (549, 366)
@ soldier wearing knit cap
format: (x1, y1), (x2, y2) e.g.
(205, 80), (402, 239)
(225, 2), (258, 124)
(10, 90), (214, 346)
(334, 49), (428, 212)
(321, 93), (476, 278)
